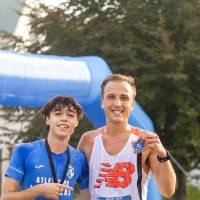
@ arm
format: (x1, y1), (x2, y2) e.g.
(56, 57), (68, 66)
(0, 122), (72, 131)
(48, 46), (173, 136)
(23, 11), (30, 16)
(77, 130), (96, 162)
(1, 176), (35, 200)
(1, 176), (71, 200)
(77, 149), (91, 200)
(1, 176), (41, 200)
(142, 131), (176, 198)
(78, 131), (98, 200)
(1, 144), (39, 200)
(149, 153), (176, 198)
(80, 189), (90, 200)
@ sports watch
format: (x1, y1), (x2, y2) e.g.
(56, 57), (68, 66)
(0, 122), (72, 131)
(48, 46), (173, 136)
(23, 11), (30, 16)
(157, 151), (171, 163)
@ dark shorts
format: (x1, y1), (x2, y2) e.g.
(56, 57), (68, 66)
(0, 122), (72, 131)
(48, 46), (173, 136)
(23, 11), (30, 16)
(97, 195), (132, 200)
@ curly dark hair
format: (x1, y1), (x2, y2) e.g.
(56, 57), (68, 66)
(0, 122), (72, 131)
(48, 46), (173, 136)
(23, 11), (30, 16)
(40, 95), (83, 120)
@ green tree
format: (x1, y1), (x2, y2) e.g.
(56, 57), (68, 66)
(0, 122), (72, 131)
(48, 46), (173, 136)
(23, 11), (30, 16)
(1, 0), (200, 199)
(0, 106), (93, 151)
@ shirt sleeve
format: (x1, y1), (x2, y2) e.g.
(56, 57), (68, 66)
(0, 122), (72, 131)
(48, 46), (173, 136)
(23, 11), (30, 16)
(77, 151), (89, 190)
(5, 144), (27, 183)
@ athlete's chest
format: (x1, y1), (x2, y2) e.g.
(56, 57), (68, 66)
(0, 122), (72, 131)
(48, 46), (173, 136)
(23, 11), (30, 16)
(102, 135), (131, 156)
(24, 152), (80, 183)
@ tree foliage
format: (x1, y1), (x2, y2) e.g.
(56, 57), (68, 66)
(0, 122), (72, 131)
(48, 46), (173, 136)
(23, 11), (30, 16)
(1, 0), (200, 199)
(0, 106), (93, 150)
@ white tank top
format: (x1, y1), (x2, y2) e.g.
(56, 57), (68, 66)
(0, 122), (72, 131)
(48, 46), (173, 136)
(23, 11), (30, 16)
(89, 127), (150, 200)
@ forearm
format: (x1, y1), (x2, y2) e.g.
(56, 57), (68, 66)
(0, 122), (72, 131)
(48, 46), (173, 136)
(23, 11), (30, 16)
(156, 161), (176, 198)
(1, 185), (41, 200)
(143, 131), (176, 198)
(80, 189), (90, 200)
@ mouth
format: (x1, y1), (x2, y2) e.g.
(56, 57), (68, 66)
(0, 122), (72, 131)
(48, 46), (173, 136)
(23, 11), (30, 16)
(111, 110), (123, 115)
(57, 124), (69, 129)
(112, 110), (123, 117)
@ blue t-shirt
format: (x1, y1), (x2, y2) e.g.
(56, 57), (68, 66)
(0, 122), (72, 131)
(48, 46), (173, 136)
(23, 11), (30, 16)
(5, 139), (89, 200)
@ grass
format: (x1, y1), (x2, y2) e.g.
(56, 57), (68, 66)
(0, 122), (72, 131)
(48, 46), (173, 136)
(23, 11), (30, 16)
(187, 184), (200, 200)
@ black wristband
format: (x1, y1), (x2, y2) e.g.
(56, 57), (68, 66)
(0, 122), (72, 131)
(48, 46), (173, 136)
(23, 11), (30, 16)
(157, 151), (170, 163)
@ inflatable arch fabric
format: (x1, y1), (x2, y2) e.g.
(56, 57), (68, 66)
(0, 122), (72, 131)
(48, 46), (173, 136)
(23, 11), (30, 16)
(0, 50), (162, 200)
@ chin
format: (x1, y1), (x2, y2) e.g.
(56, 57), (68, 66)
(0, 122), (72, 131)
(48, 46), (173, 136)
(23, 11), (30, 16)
(111, 119), (124, 123)
(56, 132), (71, 138)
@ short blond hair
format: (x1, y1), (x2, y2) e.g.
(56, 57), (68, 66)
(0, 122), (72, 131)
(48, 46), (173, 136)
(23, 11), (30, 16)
(101, 74), (136, 99)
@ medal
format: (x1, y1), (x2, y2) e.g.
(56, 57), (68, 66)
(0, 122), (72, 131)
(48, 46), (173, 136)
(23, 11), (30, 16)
(133, 140), (144, 154)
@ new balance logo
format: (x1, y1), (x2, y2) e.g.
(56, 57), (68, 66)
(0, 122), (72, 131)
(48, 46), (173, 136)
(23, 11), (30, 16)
(94, 162), (135, 188)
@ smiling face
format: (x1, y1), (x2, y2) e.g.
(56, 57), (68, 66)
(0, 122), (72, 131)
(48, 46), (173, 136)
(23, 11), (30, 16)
(40, 96), (83, 139)
(101, 80), (135, 125)
(46, 106), (78, 139)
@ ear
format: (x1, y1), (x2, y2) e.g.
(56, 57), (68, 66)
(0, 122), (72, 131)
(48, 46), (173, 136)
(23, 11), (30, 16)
(101, 96), (104, 109)
(74, 119), (78, 128)
(45, 116), (50, 126)
(131, 100), (135, 109)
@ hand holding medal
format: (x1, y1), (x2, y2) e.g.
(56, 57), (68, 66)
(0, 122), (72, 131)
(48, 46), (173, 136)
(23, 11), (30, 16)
(132, 128), (166, 156)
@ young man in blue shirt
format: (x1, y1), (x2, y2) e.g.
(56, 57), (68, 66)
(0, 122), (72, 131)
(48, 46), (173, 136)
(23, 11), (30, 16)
(1, 95), (90, 200)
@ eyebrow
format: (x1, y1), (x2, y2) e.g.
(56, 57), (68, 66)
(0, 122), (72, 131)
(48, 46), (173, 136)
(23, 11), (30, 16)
(53, 106), (76, 113)
(106, 93), (130, 96)
(67, 105), (76, 113)
(121, 94), (130, 97)
(67, 109), (76, 114)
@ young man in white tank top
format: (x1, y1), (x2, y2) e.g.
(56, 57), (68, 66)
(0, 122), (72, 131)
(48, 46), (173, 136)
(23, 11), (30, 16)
(78, 74), (176, 200)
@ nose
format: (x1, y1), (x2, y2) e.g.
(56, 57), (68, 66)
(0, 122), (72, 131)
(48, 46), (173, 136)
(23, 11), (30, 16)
(113, 98), (122, 106)
(61, 113), (68, 121)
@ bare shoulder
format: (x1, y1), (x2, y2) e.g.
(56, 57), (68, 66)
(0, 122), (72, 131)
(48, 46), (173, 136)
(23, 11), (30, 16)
(78, 129), (99, 161)
(78, 130), (97, 147)
(81, 130), (97, 142)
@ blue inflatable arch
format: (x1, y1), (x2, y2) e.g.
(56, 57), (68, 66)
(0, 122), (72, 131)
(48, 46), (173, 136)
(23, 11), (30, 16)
(0, 50), (161, 200)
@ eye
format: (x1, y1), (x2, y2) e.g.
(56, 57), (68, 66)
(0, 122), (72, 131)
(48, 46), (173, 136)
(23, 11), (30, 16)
(67, 111), (76, 118)
(106, 94), (115, 100)
(120, 95), (130, 101)
(68, 113), (75, 117)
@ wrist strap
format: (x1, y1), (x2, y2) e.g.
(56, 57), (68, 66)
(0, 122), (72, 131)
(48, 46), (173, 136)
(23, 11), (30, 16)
(157, 151), (170, 163)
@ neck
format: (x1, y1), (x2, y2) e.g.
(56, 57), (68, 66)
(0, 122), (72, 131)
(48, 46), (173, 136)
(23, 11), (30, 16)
(47, 133), (70, 154)
(105, 122), (130, 136)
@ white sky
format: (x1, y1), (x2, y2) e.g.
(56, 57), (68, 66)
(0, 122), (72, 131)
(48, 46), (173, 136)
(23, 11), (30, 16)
(14, 0), (66, 38)
(39, 0), (66, 7)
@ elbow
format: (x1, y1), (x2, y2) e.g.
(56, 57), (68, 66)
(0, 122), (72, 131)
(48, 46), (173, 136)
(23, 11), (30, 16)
(161, 185), (176, 198)
(163, 190), (175, 198)
(1, 196), (7, 200)
(160, 171), (176, 198)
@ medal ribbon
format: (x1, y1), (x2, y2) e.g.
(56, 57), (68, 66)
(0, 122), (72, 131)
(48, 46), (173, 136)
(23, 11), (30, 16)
(45, 139), (70, 184)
